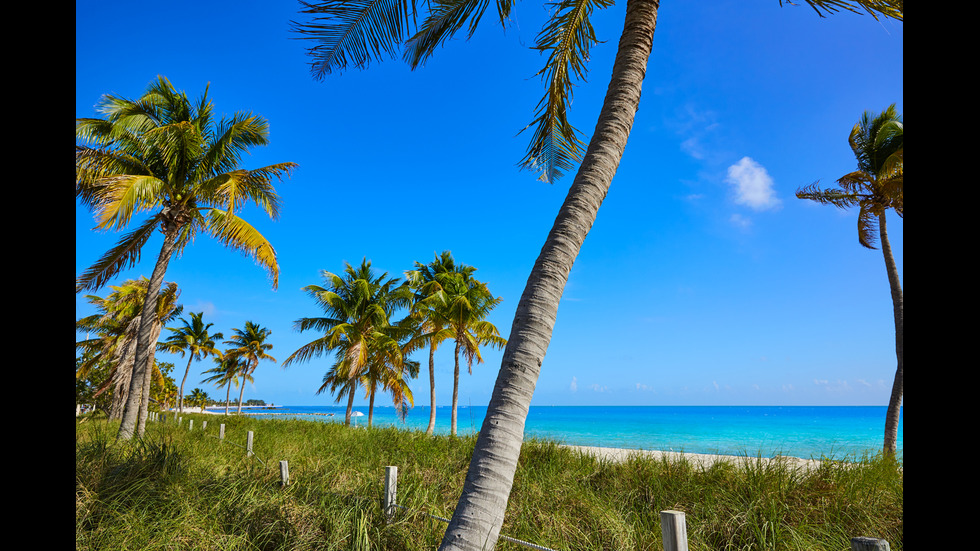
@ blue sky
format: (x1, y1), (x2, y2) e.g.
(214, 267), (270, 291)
(76, 0), (903, 408)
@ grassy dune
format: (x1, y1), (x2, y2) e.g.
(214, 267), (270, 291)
(76, 413), (902, 550)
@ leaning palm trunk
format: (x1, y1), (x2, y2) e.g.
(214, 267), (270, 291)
(427, 343), (437, 435)
(236, 363), (255, 414)
(438, 0), (659, 547)
(878, 212), (903, 456)
(117, 227), (180, 441)
(178, 355), (195, 413)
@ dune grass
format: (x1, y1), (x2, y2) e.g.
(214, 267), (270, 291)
(76, 413), (902, 550)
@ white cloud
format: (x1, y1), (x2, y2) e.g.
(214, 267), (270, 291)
(725, 157), (781, 211)
(589, 383), (609, 393)
(570, 376), (578, 392)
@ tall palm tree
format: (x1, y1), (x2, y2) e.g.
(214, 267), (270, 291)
(224, 322), (276, 414)
(76, 76), (297, 441)
(202, 352), (248, 415)
(796, 104), (903, 456)
(76, 278), (182, 420)
(429, 271), (507, 436)
(158, 312), (224, 414)
(405, 251), (478, 435)
(290, 1), (902, 547)
(282, 258), (413, 426)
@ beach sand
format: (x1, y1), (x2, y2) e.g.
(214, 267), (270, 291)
(563, 445), (825, 470)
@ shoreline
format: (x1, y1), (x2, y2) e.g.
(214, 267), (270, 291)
(174, 408), (830, 468)
(562, 445), (826, 470)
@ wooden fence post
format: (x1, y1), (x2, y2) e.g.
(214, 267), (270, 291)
(280, 461), (290, 487)
(384, 466), (398, 523)
(660, 510), (689, 551)
(189, 419), (194, 431)
(202, 420), (207, 430)
(246, 431), (254, 457)
(851, 537), (890, 551)
(219, 424), (225, 440)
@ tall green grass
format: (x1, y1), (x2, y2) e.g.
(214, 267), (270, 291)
(76, 413), (902, 550)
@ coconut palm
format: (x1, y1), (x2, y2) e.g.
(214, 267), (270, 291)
(186, 388), (210, 412)
(202, 353), (248, 415)
(283, 258), (414, 426)
(428, 271), (506, 435)
(361, 336), (421, 426)
(290, 1), (902, 547)
(158, 312), (224, 414)
(75, 278), (182, 420)
(223, 322), (276, 414)
(76, 76), (296, 441)
(796, 104), (903, 456)
(405, 251), (478, 434)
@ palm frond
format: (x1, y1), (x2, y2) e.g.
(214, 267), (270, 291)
(292, 0), (420, 79)
(403, 0), (490, 68)
(795, 182), (861, 210)
(856, 205), (879, 249)
(76, 216), (160, 292)
(782, 0), (903, 21)
(203, 208), (280, 289)
(92, 174), (167, 231)
(519, 0), (613, 183)
(202, 113), (273, 176)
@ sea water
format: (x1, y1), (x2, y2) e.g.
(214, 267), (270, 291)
(240, 405), (902, 461)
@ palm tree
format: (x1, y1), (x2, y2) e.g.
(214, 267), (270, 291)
(158, 312), (224, 414)
(202, 353), (248, 415)
(76, 278), (182, 420)
(429, 271), (507, 436)
(76, 76), (297, 441)
(796, 104), (903, 456)
(224, 322), (276, 414)
(289, 1), (902, 547)
(405, 251), (478, 435)
(282, 258), (414, 426)
(186, 388), (210, 412)
(361, 335), (421, 426)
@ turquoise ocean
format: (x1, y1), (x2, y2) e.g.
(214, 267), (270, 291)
(232, 405), (903, 461)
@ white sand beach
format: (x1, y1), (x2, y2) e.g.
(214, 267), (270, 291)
(563, 445), (825, 470)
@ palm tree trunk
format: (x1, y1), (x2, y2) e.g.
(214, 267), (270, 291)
(117, 228), (179, 441)
(136, 321), (165, 435)
(225, 383), (231, 415)
(438, 0), (659, 547)
(368, 386), (376, 427)
(179, 356), (194, 413)
(878, 212), (903, 456)
(237, 364), (253, 415)
(427, 342), (437, 435)
(344, 386), (355, 426)
(452, 341), (461, 436)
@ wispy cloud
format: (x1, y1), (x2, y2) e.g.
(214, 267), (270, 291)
(725, 157), (781, 211)
(570, 376), (578, 392)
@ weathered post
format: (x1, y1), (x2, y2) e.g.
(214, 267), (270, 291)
(246, 431), (254, 457)
(202, 420), (207, 430)
(851, 537), (890, 551)
(384, 466), (398, 523)
(660, 510), (689, 551)
(219, 424), (225, 440)
(189, 419), (194, 431)
(280, 461), (290, 487)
